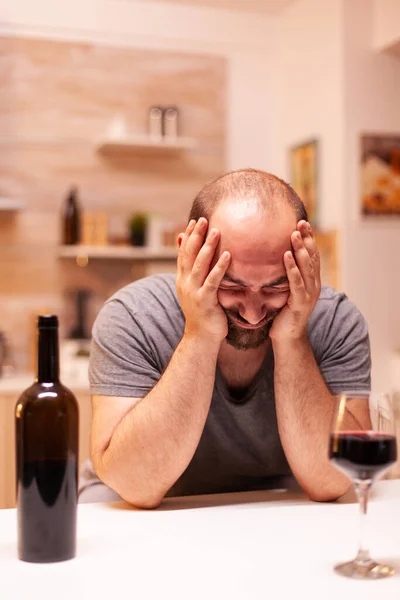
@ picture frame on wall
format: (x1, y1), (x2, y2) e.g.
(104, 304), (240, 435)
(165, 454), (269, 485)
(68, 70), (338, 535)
(290, 139), (318, 226)
(360, 134), (400, 216)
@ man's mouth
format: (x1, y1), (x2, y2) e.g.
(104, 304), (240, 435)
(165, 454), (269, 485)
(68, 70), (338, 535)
(229, 314), (270, 330)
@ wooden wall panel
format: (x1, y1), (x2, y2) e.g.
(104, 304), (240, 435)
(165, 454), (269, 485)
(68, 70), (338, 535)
(0, 36), (226, 371)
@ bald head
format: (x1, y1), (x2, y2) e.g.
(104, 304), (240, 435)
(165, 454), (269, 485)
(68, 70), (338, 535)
(188, 168), (308, 224)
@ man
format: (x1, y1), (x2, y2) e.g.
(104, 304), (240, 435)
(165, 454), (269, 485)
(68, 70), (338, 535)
(80, 169), (371, 507)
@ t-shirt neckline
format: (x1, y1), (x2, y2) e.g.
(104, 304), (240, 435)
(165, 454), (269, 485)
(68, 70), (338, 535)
(215, 342), (274, 405)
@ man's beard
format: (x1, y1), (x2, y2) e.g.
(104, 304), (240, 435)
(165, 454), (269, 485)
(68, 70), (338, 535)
(223, 308), (281, 350)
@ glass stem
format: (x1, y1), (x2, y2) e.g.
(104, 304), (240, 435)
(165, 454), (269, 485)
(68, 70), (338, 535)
(354, 480), (373, 566)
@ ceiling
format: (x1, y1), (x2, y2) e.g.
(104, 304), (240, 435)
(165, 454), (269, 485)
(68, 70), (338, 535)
(141, 0), (299, 16)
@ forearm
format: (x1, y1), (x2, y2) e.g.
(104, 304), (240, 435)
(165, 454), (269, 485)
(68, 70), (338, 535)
(273, 337), (351, 501)
(98, 333), (219, 508)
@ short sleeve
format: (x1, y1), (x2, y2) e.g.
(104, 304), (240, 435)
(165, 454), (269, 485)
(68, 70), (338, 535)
(311, 296), (371, 394)
(89, 298), (162, 398)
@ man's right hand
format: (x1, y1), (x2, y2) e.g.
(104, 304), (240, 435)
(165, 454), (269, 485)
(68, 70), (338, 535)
(176, 218), (231, 344)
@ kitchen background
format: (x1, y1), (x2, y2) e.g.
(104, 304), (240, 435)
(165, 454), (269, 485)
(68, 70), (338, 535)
(0, 36), (226, 373)
(0, 0), (400, 507)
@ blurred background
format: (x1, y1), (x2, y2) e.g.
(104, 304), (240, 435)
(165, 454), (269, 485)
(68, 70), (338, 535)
(0, 0), (399, 506)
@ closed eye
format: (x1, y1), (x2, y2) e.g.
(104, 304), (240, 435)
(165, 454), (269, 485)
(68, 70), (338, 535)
(219, 285), (289, 294)
(219, 286), (243, 293)
(262, 286), (290, 295)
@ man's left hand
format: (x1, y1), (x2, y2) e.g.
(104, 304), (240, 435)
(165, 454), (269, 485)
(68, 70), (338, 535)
(269, 220), (321, 344)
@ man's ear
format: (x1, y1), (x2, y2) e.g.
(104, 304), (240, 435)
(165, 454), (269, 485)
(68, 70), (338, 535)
(177, 233), (184, 248)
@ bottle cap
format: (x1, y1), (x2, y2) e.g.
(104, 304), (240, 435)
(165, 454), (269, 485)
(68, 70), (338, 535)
(38, 315), (59, 329)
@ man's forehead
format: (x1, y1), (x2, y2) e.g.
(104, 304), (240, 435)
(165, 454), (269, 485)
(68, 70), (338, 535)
(210, 209), (295, 259)
(213, 196), (266, 219)
(210, 198), (296, 234)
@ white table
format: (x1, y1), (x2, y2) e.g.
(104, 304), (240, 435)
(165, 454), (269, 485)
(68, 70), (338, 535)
(0, 481), (399, 600)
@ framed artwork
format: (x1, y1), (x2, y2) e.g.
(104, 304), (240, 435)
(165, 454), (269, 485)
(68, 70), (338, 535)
(314, 229), (338, 290)
(290, 139), (318, 226)
(361, 134), (400, 216)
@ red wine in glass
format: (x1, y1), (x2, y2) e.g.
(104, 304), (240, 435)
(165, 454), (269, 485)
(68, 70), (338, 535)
(329, 431), (397, 482)
(329, 392), (398, 579)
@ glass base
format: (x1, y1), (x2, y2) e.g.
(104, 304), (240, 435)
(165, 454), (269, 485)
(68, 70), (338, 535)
(334, 559), (395, 580)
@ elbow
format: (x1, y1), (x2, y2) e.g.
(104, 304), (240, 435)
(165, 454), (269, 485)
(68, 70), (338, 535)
(308, 491), (341, 503)
(124, 493), (164, 510)
(307, 483), (351, 503)
(113, 486), (165, 510)
(91, 450), (165, 510)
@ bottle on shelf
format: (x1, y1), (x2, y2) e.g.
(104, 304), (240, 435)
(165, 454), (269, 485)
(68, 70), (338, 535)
(15, 315), (79, 563)
(129, 212), (148, 246)
(62, 186), (81, 245)
(148, 106), (163, 142)
(163, 106), (179, 141)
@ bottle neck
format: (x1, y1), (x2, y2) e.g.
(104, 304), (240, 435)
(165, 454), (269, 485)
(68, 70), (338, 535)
(37, 327), (60, 383)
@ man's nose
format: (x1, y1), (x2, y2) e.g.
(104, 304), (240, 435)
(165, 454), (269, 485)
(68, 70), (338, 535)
(238, 295), (267, 325)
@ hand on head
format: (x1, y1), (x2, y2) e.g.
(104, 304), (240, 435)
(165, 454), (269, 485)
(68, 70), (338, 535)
(269, 220), (321, 343)
(176, 218), (230, 345)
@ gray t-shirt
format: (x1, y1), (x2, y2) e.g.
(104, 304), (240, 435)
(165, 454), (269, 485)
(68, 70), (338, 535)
(85, 273), (371, 498)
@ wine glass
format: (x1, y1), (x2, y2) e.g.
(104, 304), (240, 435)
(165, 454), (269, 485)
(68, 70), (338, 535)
(329, 391), (398, 579)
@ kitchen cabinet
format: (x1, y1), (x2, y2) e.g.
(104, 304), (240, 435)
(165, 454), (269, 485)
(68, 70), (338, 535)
(391, 353), (400, 479)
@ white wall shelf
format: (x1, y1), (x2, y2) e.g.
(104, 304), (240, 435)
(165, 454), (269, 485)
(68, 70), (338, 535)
(96, 134), (197, 155)
(58, 245), (178, 261)
(0, 198), (24, 211)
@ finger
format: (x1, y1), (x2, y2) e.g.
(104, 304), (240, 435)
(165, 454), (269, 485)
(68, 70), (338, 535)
(291, 231), (316, 292)
(191, 228), (221, 287)
(203, 251), (231, 292)
(179, 220), (195, 254)
(297, 220), (310, 234)
(297, 221), (321, 277)
(284, 250), (306, 300)
(178, 220), (196, 272)
(181, 218), (209, 274)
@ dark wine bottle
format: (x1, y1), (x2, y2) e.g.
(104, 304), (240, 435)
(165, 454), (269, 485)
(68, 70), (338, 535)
(62, 186), (81, 245)
(15, 315), (79, 563)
